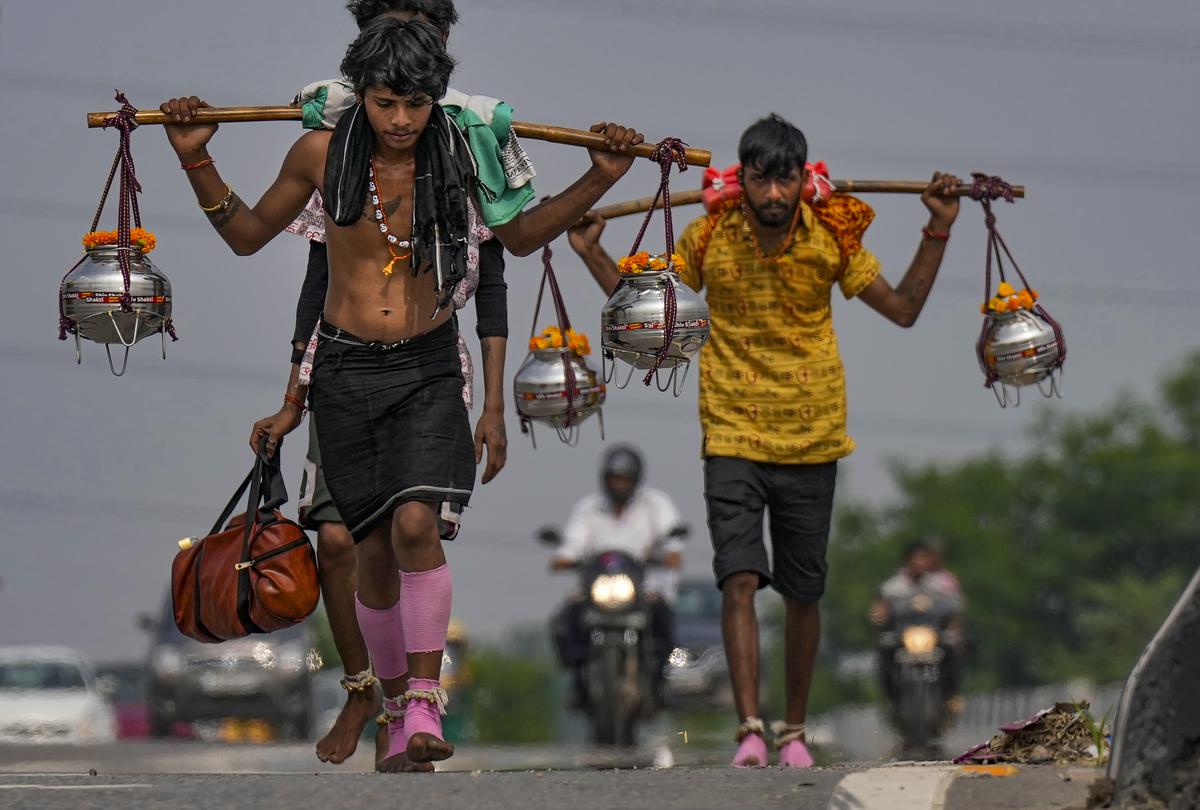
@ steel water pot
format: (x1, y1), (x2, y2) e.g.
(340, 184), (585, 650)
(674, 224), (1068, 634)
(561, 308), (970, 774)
(514, 348), (606, 430)
(979, 308), (1064, 406)
(600, 270), (709, 390)
(60, 245), (173, 375)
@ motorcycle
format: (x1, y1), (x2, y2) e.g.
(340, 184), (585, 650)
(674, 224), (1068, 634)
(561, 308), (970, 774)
(540, 526), (685, 747)
(877, 584), (961, 758)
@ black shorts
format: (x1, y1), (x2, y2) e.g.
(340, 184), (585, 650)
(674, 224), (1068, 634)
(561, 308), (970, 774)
(310, 319), (475, 543)
(703, 456), (838, 602)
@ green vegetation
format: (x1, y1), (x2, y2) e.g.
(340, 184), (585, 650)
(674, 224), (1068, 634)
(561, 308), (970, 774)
(817, 350), (1200, 696)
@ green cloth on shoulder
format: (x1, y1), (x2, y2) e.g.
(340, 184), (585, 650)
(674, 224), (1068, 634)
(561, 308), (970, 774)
(293, 81), (535, 227)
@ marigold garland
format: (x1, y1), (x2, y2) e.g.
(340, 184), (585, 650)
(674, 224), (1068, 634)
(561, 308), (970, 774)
(616, 251), (686, 275)
(530, 325), (591, 356)
(982, 280), (1038, 314)
(82, 228), (157, 254)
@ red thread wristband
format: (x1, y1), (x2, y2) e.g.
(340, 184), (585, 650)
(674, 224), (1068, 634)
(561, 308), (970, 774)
(283, 393), (307, 412)
(181, 157), (214, 171)
(922, 226), (950, 241)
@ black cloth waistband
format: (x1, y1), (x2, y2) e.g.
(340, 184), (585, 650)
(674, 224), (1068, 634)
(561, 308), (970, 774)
(317, 316), (457, 351)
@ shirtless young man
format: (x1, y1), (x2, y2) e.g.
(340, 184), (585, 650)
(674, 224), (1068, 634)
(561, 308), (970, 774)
(161, 18), (645, 771)
(249, 0), (512, 769)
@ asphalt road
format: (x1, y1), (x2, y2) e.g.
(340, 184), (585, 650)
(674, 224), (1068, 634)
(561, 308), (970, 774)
(0, 743), (1101, 810)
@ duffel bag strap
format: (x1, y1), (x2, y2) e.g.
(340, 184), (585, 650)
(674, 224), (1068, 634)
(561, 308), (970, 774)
(208, 468), (254, 537)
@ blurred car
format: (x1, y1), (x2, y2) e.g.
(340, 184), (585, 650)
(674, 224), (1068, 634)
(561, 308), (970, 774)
(663, 579), (730, 708)
(94, 662), (151, 739)
(141, 594), (322, 740)
(663, 580), (777, 709)
(0, 645), (117, 744)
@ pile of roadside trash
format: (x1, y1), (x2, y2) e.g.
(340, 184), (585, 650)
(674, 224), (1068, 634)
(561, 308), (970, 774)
(955, 701), (1109, 766)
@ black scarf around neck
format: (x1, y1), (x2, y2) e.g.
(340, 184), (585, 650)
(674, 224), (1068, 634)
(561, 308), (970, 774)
(323, 102), (476, 311)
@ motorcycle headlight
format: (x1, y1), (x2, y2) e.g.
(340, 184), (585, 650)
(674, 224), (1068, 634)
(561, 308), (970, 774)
(901, 626), (939, 655)
(152, 647), (185, 676)
(591, 573), (636, 608)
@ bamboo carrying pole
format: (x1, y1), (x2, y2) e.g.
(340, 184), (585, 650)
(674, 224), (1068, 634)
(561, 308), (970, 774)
(594, 181), (1026, 220)
(85, 105), (712, 167)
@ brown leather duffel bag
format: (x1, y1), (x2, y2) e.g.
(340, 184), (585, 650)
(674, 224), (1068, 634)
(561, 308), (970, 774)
(172, 443), (319, 642)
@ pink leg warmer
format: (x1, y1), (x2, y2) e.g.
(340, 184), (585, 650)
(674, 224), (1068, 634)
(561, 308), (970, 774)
(400, 564), (452, 654)
(354, 595), (407, 680)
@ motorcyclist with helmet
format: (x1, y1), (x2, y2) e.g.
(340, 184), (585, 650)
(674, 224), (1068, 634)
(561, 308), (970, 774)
(549, 445), (686, 708)
(870, 540), (966, 723)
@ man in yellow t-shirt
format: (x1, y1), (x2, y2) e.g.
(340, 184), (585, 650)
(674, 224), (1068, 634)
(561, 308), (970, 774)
(569, 113), (961, 767)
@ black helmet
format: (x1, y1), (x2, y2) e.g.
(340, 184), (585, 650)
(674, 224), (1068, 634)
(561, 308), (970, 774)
(601, 445), (643, 488)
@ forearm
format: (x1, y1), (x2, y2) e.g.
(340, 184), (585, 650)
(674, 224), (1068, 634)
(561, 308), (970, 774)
(284, 354), (309, 405)
(176, 152), (268, 256)
(479, 337), (507, 414)
(496, 168), (617, 257)
(576, 244), (622, 296)
(892, 218), (953, 327)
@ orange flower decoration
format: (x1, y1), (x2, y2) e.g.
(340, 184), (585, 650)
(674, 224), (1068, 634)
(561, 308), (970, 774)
(982, 284), (1039, 315)
(82, 228), (157, 254)
(529, 325), (591, 356)
(617, 251), (686, 275)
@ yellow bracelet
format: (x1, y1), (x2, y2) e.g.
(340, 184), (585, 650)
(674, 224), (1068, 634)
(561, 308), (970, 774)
(200, 185), (234, 214)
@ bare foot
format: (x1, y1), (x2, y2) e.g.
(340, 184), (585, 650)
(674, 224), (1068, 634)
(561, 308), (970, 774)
(377, 751), (436, 773)
(406, 731), (454, 764)
(315, 690), (379, 764)
(374, 720), (434, 773)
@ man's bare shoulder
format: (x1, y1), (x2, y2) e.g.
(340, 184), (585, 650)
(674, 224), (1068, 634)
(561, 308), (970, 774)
(292, 129), (332, 159)
(283, 130), (331, 187)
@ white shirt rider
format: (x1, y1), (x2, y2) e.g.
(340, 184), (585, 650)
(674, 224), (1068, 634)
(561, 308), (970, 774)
(554, 487), (686, 603)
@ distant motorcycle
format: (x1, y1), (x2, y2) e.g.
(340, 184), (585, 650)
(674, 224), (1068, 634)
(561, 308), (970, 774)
(877, 585), (960, 757)
(540, 526), (685, 747)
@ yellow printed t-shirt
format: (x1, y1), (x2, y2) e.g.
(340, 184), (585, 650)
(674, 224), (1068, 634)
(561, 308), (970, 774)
(674, 201), (880, 464)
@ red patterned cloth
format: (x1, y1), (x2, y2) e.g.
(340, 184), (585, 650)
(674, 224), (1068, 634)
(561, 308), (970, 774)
(701, 161), (835, 214)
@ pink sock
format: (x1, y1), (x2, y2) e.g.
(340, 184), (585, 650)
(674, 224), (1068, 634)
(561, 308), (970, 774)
(354, 594), (407, 681)
(778, 739), (815, 768)
(400, 565), (452, 654)
(404, 677), (446, 742)
(733, 733), (769, 768)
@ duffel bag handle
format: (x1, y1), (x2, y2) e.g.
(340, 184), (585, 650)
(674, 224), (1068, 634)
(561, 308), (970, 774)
(206, 438), (290, 537)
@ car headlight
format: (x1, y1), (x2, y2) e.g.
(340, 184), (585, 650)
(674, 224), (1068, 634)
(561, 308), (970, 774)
(152, 647), (185, 676)
(901, 626), (939, 655)
(591, 574), (636, 608)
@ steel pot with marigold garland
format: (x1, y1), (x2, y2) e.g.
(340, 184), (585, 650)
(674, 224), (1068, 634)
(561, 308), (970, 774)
(601, 251), (710, 396)
(600, 139), (710, 397)
(513, 245), (606, 446)
(970, 174), (1064, 407)
(59, 93), (178, 377)
(61, 229), (175, 377)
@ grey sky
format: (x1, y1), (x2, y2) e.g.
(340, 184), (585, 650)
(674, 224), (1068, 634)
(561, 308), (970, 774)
(2, 1), (1198, 661)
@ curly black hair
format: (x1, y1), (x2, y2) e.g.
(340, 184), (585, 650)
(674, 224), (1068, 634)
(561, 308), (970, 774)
(340, 16), (456, 100)
(346, 0), (459, 33)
